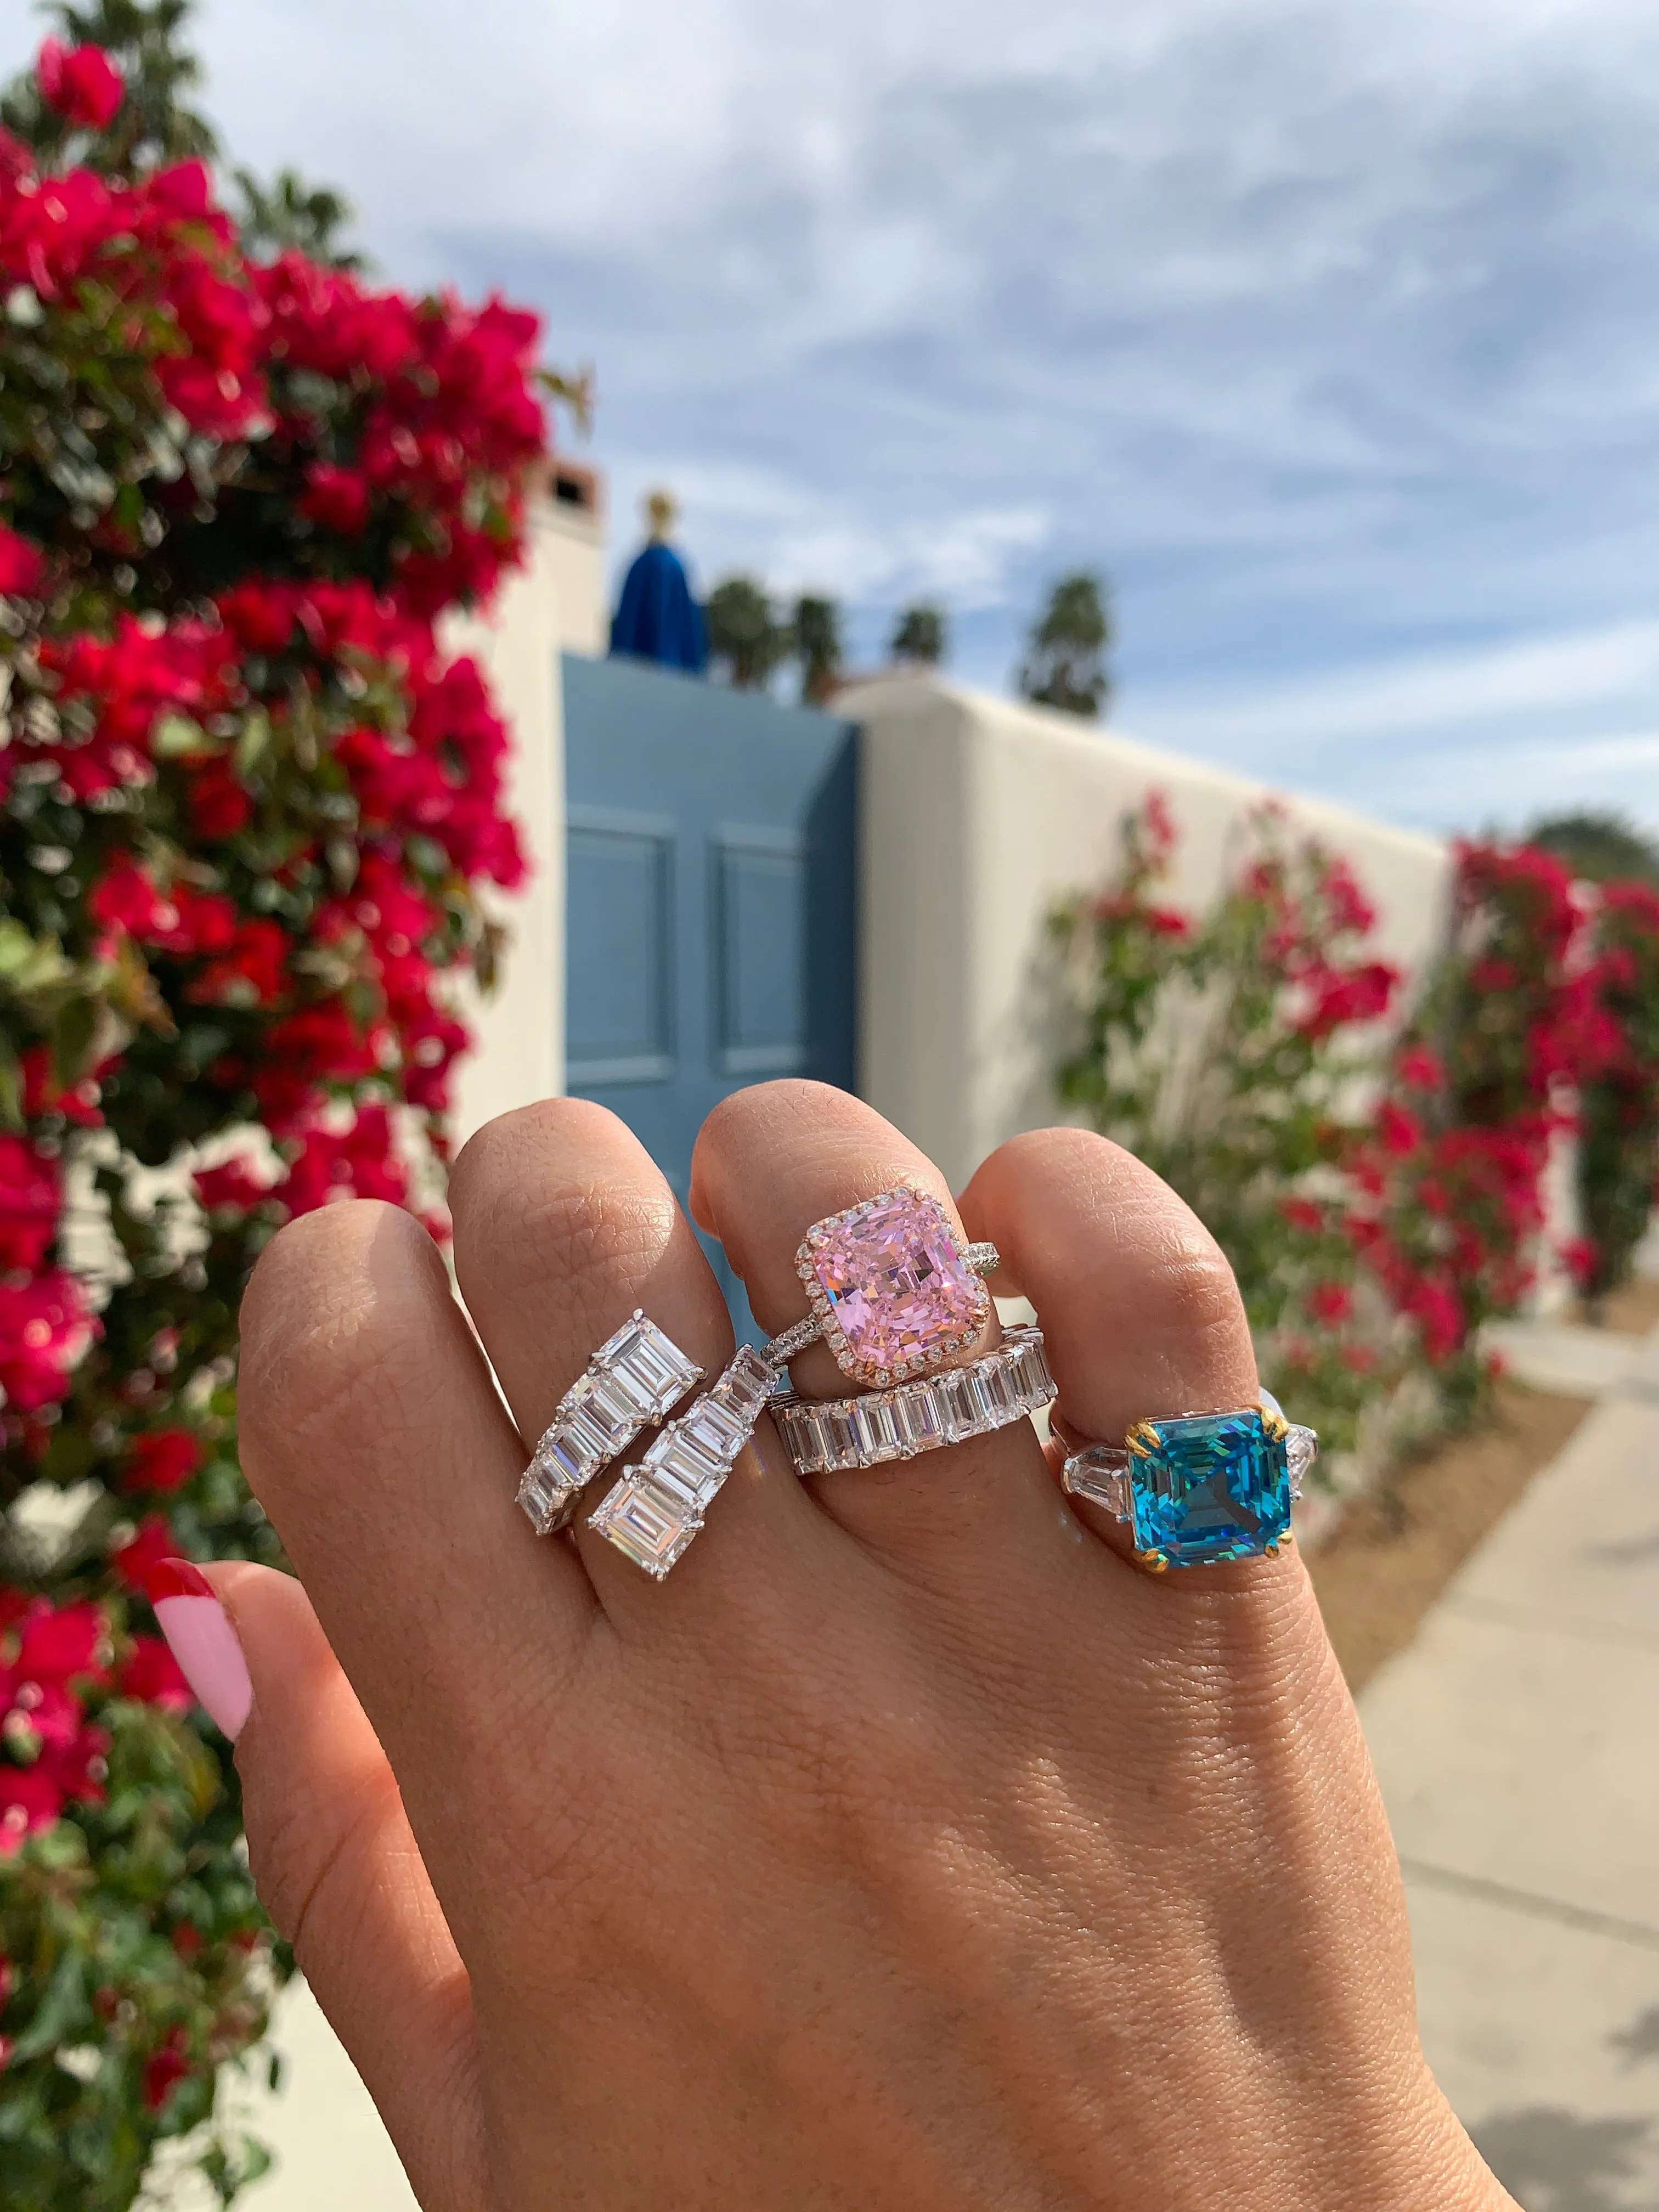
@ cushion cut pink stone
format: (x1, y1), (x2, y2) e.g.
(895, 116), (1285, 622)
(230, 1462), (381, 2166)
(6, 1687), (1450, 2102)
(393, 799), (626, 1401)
(809, 1190), (985, 1381)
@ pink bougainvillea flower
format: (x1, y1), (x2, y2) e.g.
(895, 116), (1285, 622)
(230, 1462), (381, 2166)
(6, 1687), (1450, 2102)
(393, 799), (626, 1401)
(111, 1515), (183, 1593)
(0, 1272), (97, 1412)
(119, 1634), (194, 1711)
(123, 1428), (206, 1496)
(0, 522), (43, 597)
(36, 38), (123, 131)
(0, 1136), (61, 1272)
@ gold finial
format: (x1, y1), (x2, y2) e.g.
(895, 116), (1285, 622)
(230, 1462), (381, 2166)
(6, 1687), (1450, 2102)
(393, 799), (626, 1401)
(645, 488), (678, 541)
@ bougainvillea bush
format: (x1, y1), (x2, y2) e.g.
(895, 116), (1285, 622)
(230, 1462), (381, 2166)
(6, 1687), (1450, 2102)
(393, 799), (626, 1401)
(1052, 801), (1659, 1459)
(0, 11), (548, 2199)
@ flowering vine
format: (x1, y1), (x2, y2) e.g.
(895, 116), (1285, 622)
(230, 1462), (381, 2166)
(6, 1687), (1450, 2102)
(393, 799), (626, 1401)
(0, 12), (551, 2197)
(1052, 800), (1659, 1459)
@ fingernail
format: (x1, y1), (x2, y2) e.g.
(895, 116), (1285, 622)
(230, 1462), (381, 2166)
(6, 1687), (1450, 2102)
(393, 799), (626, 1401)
(144, 1560), (253, 1741)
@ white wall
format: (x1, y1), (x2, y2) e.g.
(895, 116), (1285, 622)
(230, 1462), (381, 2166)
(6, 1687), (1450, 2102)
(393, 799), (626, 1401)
(445, 491), (607, 1145)
(842, 673), (1453, 1194)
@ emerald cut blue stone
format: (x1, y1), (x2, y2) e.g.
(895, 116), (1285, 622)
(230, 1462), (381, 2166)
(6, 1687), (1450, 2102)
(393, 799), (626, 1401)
(1128, 1409), (1291, 1569)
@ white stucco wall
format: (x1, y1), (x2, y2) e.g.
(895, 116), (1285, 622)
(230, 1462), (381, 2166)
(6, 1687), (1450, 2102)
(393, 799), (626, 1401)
(443, 491), (606, 1144)
(840, 673), (1454, 1194)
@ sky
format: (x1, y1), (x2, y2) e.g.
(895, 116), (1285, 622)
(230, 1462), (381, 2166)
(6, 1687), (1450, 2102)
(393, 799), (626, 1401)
(5, 0), (1658, 837)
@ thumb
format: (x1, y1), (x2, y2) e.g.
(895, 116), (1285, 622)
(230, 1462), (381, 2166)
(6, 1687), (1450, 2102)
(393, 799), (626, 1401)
(153, 1559), (487, 2212)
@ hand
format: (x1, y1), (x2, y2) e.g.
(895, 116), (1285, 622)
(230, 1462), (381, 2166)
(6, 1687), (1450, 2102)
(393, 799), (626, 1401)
(204, 1083), (1516, 2210)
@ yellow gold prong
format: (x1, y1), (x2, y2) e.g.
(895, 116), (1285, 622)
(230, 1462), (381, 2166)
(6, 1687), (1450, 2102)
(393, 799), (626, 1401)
(1134, 1550), (1169, 1574)
(1125, 1419), (1161, 1457)
(1260, 1408), (1290, 1442)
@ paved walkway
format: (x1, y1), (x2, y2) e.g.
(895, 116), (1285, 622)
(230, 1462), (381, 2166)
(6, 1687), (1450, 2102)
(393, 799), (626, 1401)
(210, 1324), (1659, 2210)
(1361, 1316), (1659, 2211)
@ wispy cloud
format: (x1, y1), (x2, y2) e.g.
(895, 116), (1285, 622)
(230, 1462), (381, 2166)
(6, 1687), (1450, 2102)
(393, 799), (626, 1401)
(4, 0), (1655, 831)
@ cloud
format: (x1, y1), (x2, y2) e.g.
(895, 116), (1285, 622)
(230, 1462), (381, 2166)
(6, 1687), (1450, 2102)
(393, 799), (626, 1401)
(3, 0), (1655, 831)
(1131, 622), (1659, 751)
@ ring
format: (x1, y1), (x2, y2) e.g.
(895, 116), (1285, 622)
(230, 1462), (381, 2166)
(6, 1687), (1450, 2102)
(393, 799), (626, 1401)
(1058, 1392), (1317, 1571)
(772, 1325), (1055, 1474)
(760, 1187), (1000, 1386)
(517, 1311), (704, 1536)
(586, 1345), (776, 1578)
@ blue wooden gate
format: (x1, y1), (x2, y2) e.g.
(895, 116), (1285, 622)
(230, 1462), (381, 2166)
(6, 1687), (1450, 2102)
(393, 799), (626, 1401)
(562, 653), (858, 1329)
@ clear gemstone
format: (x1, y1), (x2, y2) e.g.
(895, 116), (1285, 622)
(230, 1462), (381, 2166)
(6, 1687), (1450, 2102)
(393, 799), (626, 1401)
(642, 1427), (725, 1506)
(721, 1346), (776, 1418)
(1006, 1336), (1054, 1412)
(533, 1426), (594, 1489)
(588, 1472), (702, 1578)
(943, 1368), (994, 1441)
(851, 1395), (901, 1463)
(979, 1357), (1018, 1419)
(789, 1404), (834, 1473)
(561, 1392), (620, 1469)
(517, 1463), (568, 1534)
(587, 1370), (647, 1438)
(1060, 1443), (1132, 1519)
(1285, 1424), (1318, 1499)
(681, 1397), (749, 1463)
(804, 1189), (986, 1384)
(823, 1407), (861, 1467)
(894, 1382), (946, 1454)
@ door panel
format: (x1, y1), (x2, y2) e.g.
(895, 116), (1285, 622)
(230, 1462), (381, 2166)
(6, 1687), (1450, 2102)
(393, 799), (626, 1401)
(562, 654), (859, 1334)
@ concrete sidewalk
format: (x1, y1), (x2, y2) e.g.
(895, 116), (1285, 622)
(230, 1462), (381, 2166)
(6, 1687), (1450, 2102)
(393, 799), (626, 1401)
(1360, 1322), (1659, 2210)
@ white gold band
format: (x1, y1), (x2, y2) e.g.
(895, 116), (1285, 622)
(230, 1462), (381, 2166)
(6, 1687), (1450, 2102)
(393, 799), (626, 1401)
(771, 1324), (1054, 1475)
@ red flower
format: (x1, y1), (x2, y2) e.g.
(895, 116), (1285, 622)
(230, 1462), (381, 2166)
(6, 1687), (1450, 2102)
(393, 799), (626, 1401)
(1306, 1282), (1353, 1327)
(112, 1515), (182, 1592)
(15, 1599), (103, 1683)
(0, 1136), (60, 1271)
(301, 461), (371, 535)
(1394, 1044), (1443, 1091)
(123, 1428), (205, 1496)
(1279, 1198), (1325, 1235)
(36, 38), (123, 131)
(0, 1272), (96, 1412)
(119, 1634), (193, 1711)
(188, 756), (253, 839)
(1376, 1099), (1421, 1158)
(0, 523), (43, 597)
(192, 1155), (274, 1214)
(187, 916), (289, 1006)
(143, 2028), (191, 2112)
(0, 1767), (61, 1857)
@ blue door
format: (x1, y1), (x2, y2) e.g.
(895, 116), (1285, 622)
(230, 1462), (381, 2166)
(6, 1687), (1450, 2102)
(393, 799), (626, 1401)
(562, 653), (859, 1331)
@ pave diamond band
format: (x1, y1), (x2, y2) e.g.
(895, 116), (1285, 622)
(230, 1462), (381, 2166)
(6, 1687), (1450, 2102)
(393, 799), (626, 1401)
(517, 1311), (704, 1537)
(1059, 1393), (1318, 1571)
(761, 1185), (1000, 1386)
(771, 1324), (1054, 1476)
(587, 1344), (775, 1578)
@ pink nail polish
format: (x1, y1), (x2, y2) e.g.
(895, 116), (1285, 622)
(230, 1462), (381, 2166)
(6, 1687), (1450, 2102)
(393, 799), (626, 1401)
(145, 1560), (253, 1741)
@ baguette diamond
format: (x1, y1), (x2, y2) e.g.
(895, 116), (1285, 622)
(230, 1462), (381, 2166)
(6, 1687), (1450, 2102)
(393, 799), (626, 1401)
(516, 1312), (703, 1536)
(771, 1325), (1053, 1475)
(588, 1344), (774, 1577)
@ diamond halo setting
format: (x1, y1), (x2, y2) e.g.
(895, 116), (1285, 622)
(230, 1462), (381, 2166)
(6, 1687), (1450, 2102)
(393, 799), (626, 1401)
(770, 1187), (996, 1388)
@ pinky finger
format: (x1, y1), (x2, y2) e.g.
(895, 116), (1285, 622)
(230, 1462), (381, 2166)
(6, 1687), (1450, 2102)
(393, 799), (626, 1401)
(184, 1562), (489, 2212)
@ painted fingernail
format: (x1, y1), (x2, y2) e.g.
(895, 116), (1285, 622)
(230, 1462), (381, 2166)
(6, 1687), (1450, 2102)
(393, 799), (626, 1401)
(144, 1559), (253, 1741)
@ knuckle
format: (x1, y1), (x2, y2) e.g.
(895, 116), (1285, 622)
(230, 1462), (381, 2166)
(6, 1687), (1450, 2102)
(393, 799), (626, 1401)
(238, 1201), (450, 1475)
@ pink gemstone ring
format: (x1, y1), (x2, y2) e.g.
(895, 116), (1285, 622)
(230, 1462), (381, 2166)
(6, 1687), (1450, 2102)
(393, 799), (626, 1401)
(761, 1187), (999, 1389)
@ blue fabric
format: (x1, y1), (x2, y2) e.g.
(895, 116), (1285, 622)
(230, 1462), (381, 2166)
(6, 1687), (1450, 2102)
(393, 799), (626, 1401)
(609, 541), (708, 673)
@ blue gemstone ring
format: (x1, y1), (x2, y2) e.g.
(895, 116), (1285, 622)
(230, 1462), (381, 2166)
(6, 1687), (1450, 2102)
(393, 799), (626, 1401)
(1059, 1393), (1317, 1572)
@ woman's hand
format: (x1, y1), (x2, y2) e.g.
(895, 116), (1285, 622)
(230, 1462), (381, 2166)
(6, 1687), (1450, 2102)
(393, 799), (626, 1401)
(207, 1082), (1516, 2211)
